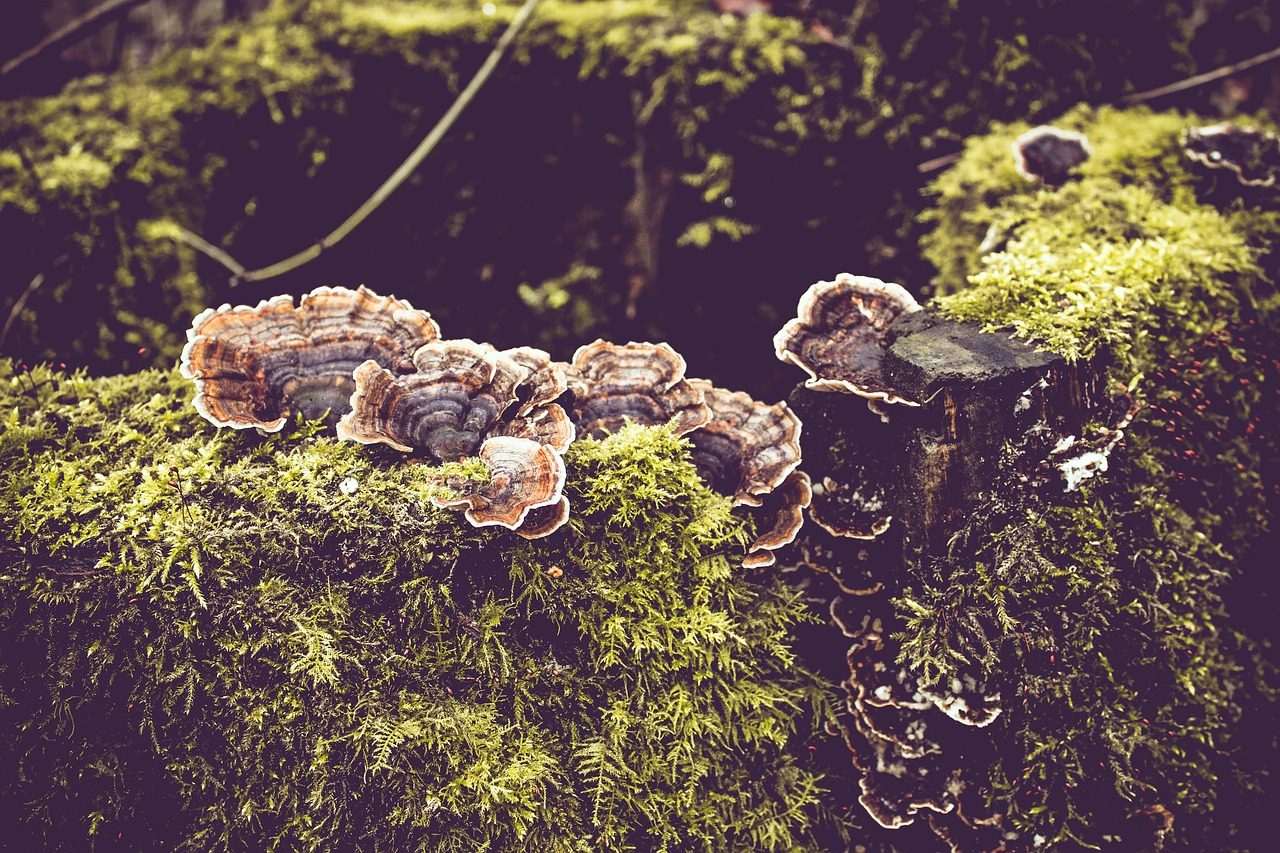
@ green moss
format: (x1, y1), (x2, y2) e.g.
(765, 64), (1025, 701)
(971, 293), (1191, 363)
(0, 364), (833, 851)
(896, 105), (1280, 850)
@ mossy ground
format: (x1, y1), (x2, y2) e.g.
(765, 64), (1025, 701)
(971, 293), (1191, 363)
(0, 363), (835, 851)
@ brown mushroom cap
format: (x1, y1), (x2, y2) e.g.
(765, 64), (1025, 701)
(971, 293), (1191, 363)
(337, 340), (560, 462)
(430, 436), (567, 530)
(500, 347), (570, 415)
(741, 470), (811, 568)
(1182, 123), (1279, 188)
(686, 379), (803, 508)
(774, 275), (921, 406)
(180, 286), (439, 431)
(562, 340), (710, 438)
(1012, 125), (1091, 186)
(513, 496), (571, 540)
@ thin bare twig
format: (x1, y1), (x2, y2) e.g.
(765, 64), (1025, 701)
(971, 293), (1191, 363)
(1123, 44), (1280, 105)
(0, 273), (45, 352)
(1, 0), (151, 77)
(917, 44), (1280, 175)
(169, 224), (247, 278)
(184, 0), (539, 286)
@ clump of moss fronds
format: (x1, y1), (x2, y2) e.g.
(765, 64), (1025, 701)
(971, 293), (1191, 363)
(0, 363), (834, 851)
(893, 105), (1280, 850)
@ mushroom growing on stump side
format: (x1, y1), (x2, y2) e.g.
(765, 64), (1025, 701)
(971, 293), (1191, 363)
(1183, 123), (1280, 188)
(180, 285), (440, 431)
(810, 473), (892, 540)
(560, 340), (710, 438)
(742, 470), (812, 569)
(774, 274), (922, 412)
(834, 598), (1007, 848)
(1011, 125), (1091, 186)
(429, 436), (567, 530)
(337, 340), (571, 461)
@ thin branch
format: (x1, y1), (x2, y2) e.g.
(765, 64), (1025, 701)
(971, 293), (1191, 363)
(0, 0), (151, 77)
(169, 224), (247, 278)
(918, 44), (1280, 175)
(1122, 44), (1280, 105)
(0, 273), (45, 353)
(223, 0), (542, 287)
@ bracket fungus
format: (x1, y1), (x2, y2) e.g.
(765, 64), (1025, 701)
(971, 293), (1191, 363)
(1011, 125), (1091, 186)
(741, 470), (812, 569)
(180, 286), (440, 431)
(560, 340), (710, 438)
(834, 601), (1005, 845)
(810, 473), (892, 540)
(428, 436), (567, 531)
(337, 340), (571, 460)
(1182, 123), (1280, 188)
(774, 274), (922, 409)
(686, 380), (803, 507)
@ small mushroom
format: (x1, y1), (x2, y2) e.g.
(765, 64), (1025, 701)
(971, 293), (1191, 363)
(1011, 125), (1091, 186)
(742, 470), (812, 568)
(180, 286), (440, 431)
(561, 340), (710, 438)
(500, 346), (570, 416)
(686, 379), (803, 507)
(1182, 123), (1280, 188)
(430, 436), (567, 530)
(774, 274), (921, 407)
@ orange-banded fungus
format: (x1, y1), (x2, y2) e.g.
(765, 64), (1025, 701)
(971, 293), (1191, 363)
(338, 340), (574, 462)
(561, 340), (710, 438)
(742, 470), (812, 569)
(514, 496), (571, 540)
(774, 275), (921, 409)
(500, 346), (570, 416)
(180, 286), (439, 431)
(1182, 123), (1279, 188)
(1012, 125), (1091, 186)
(429, 436), (566, 530)
(686, 379), (803, 508)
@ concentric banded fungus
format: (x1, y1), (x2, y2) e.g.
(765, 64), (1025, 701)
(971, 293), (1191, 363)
(500, 347), (570, 416)
(338, 340), (540, 461)
(181, 286), (440, 431)
(562, 340), (710, 438)
(1183, 123), (1280, 188)
(774, 274), (921, 407)
(430, 436), (566, 529)
(1012, 125), (1091, 186)
(742, 470), (812, 569)
(686, 379), (803, 507)
(514, 496), (570, 540)
(838, 607), (1003, 839)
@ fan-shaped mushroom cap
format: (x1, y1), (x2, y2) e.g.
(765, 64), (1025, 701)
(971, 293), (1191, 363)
(742, 470), (811, 569)
(337, 340), (563, 462)
(774, 275), (921, 406)
(430, 436), (567, 530)
(562, 340), (710, 438)
(500, 347), (570, 415)
(1012, 125), (1091, 186)
(513, 496), (571, 540)
(686, 379), (803, 508)
(180, 286), (440, 431)
(1183, 123), (1280, 188)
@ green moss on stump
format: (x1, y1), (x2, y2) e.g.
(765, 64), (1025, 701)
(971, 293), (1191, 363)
(0, 364), (832, 851)
(889, 106), (1280, 850)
